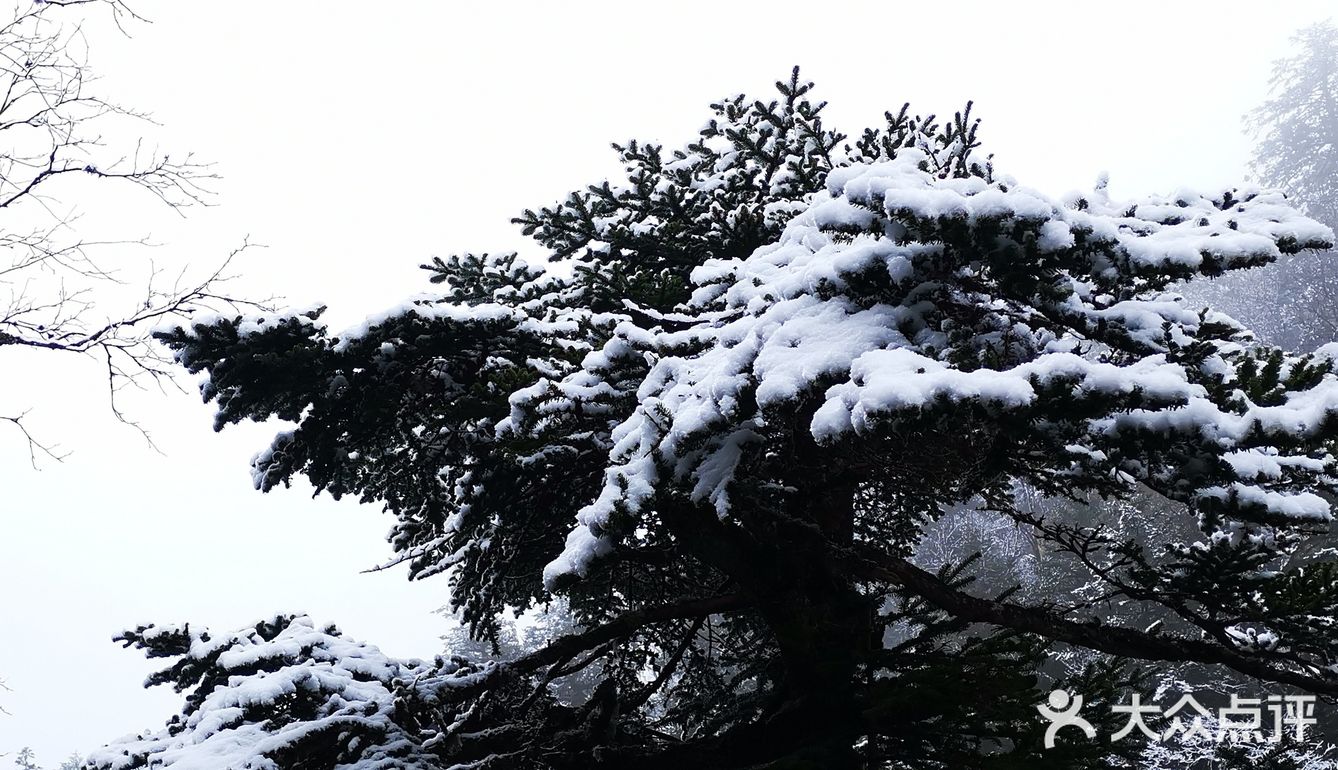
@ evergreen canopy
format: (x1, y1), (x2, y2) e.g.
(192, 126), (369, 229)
(95, 70), (1338, 769)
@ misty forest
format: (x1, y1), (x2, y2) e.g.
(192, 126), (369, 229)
(8, 3), (1338, 769)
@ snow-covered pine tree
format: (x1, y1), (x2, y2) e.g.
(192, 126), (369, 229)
(102, 70), (1338, 769)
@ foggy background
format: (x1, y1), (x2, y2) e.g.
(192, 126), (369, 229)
(1, 0), (1332, 761)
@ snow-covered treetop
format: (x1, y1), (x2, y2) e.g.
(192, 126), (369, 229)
(535, 149), (1335, 586)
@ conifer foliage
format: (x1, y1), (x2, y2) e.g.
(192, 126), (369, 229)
(99, 70), (1338, 768)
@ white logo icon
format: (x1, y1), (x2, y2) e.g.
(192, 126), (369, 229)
(1038, 689), (1097, 748)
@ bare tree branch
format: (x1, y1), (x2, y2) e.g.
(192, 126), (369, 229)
(1, 409), (66, 466)
(0, 1), (269, 459)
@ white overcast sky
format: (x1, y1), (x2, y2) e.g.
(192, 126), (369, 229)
(1, 0), (1334, 762)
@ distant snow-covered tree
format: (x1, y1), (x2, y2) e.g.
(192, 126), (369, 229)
(1250, 20), (1338, 228)
(98, 70), (1338, 768)
(1196, 20), (1338, 351)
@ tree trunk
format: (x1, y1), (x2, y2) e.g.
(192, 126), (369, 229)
(671, 481), (870, 767)
(756, 477), (870, 770)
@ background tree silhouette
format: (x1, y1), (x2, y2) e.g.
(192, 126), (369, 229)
(1198, 20), (1338, 352)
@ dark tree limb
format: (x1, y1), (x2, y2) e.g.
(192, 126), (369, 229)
(431, 593), (750, 705)
(624, 616), (705, 713)
(854, 546), (1338, 695)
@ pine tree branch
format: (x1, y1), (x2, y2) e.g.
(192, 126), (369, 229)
(433, 593), (749, 704)
(854, 546), (1338, 695)
(623, 616), (705, 713)
(513, 594), (746, 674)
